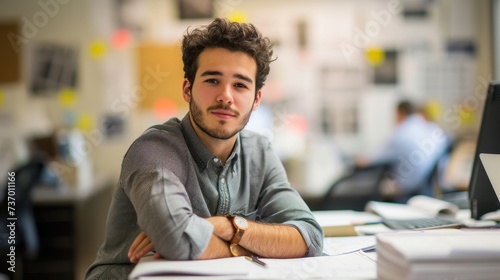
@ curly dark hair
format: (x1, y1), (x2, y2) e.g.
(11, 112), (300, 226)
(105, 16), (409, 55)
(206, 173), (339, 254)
(182, 18), (274, 93)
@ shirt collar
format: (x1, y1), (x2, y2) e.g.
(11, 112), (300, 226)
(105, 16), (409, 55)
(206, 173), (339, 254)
(181, 113), (240, 171)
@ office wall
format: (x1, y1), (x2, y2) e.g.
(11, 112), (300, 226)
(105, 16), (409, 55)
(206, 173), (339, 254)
(0, 0), (492, 197)
(0, 0), (493, 195)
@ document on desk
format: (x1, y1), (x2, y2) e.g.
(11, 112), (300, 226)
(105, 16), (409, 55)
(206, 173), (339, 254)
(129, 256), (251, 279)
(313, 210), (382, 237)
(365, 195), (459, 219)
(130, 252), (377, 279)
(323, 235), (376, 256)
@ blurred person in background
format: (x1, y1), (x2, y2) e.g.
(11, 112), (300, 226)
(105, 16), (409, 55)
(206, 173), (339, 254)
(356, 100), (451, 202)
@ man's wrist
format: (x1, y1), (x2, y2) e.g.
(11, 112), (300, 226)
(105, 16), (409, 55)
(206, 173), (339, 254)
(206, 216), (236, 241)
(226, 215), (248, 245)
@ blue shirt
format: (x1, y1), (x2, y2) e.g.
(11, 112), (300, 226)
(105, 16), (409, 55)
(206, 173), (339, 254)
(86, 114), (323, 279)
(367, 115), (449, 195)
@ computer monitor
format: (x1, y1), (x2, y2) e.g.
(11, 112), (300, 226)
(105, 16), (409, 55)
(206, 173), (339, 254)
(469, 81), (500, 220)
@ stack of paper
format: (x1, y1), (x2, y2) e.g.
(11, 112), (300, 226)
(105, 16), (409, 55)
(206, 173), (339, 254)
(365, 195), (459, 220)
(376, 229), (500, 280)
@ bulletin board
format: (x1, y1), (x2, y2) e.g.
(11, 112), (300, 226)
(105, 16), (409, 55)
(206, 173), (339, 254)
(0, 21), (21, 84)
(135, 43), (186, 110)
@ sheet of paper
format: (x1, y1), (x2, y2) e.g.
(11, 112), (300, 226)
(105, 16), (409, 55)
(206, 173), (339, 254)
(134, 252), (377, 280)
(248, 253), (376, 279)
(313, 210), (382, 226)
(323, 235), (376, 256)
(365, 201), (430, 219)
(129, 256), (255, 279)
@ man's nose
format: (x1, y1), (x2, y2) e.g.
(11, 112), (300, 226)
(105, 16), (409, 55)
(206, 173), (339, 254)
(217, 84), (234, 105)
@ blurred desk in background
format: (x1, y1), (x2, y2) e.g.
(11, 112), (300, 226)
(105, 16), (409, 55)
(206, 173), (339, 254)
(25, 173), (114, 280)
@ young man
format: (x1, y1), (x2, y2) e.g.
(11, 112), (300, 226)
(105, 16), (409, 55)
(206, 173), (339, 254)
(85, 18), (323, 279)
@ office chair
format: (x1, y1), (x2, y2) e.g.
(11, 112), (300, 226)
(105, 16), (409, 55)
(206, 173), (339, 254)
(394, 138), (456, 203)
(320, 163), (392, 211)
(0, 156), (45, 273)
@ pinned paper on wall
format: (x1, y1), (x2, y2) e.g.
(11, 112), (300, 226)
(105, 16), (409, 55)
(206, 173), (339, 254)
(423, 100), (442, 122)
(111, 29), (132, 50)
(76, 113), (94, 132)
(89, 40), (108, 60)
(178, 0), (213, 19)
(58, 88), (77, 108)
(0, 22), (21, 84)
(153, 98), (178, 120)
(30, 44), (78, 94)
(102, 114), (125, 139)
(227, 11), (248, 23)
(0, 89), (5, 108)
(372, 49), (398, 84)
(136, 43), (186, 111)
(457, 106), (475, 126)
(365, 47), (385, 66)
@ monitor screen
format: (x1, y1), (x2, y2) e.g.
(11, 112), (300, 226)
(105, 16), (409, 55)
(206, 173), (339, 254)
(469, 81), (500, 220)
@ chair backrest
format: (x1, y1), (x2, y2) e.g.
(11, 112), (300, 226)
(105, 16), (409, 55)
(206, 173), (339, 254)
(410, 139), (456, 200)
(320, 163), (392, 211)
(0, 156), (45, 259)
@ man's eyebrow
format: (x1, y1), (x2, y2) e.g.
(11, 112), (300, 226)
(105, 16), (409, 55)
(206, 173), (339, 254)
(233, 74), (253, 84)
(200, 71), (254, 84)
(200, 70), (223, 77)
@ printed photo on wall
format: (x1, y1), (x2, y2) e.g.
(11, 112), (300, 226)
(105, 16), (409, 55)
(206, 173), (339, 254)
(30, 44), (78, 95)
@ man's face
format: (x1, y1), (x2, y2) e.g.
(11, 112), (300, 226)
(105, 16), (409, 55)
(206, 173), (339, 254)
(183, 47), (262, 140)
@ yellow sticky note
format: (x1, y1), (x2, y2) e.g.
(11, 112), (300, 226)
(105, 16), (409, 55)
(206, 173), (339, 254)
(365, 47), (385, 66)
(423, 100), (442, 122)
(89, 40), (107, 60)
(58, 88), (77, 108)
(0, 89), (5, 107)
(76, 113), (94, 132)
(228, 11), (248, 23)
(458, 107), (475, 126)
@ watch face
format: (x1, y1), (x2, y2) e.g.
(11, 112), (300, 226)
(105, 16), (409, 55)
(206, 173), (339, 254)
(234, 216), (248, 229)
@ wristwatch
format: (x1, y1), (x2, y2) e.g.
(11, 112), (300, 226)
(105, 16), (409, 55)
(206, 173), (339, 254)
(229, 243), (242, 257)
(227, 215), (248, 245)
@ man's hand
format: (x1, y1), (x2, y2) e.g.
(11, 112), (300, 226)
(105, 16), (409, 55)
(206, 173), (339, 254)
(128, 232), (160, 263)
(205, 216), (307, 258)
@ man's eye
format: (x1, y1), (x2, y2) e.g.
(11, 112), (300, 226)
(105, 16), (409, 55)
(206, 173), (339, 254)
(205, 79), (218, 84)
(234, 83), (248, 89)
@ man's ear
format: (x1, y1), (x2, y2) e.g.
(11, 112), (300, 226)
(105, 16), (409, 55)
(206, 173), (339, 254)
(182, 79), (191, 102)
(252, 90), (262, 111)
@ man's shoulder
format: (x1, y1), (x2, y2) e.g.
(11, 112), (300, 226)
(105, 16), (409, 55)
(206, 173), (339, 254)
(125, 118), (187, 161)
(239, 129), (272, 148)
(144, 118), (182, 134)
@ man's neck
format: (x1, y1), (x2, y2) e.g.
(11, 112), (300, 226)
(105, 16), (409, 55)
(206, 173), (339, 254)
(189, 115), (237, 165)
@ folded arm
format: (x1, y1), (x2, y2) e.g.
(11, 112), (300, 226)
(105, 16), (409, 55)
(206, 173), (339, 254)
(200, 216), (307, 259)
(129, 216), (307, 262)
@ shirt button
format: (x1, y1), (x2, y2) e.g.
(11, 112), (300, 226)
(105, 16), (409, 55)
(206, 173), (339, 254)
(221, 178), (225, 183)
(213, 158), (219, 163)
